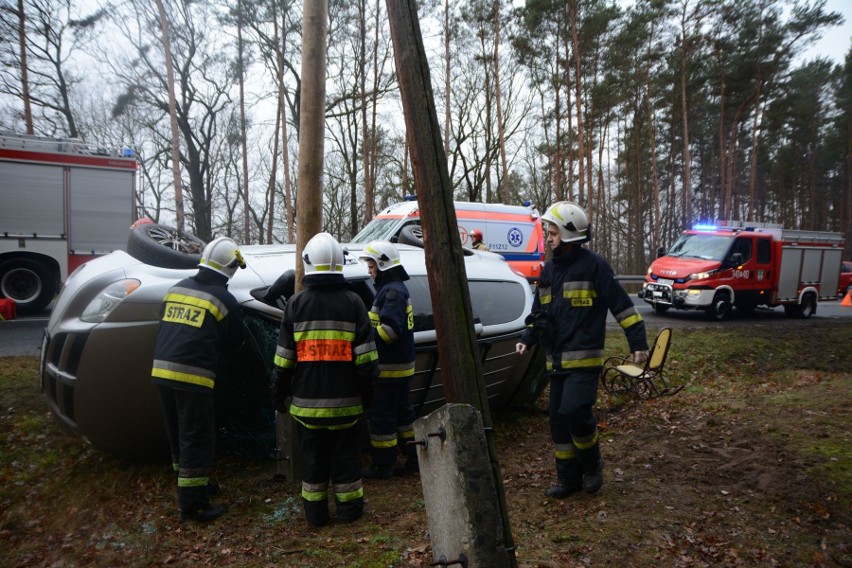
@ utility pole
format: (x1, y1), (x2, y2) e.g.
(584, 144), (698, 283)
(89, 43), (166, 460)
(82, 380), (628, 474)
(385, 2), (517, 566)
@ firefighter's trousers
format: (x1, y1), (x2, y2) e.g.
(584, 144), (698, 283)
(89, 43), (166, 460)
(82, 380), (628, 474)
(548, 369), (600, 461)
(367, 380), (417, 468)
(155, 385), (216, 513)
(297, 421), (364, 527)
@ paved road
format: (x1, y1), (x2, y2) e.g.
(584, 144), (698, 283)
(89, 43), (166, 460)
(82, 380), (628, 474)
(2, 296), (850, 358)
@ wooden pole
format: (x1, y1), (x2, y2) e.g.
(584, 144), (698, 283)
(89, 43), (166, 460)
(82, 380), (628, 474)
(385, 2), (517, 565)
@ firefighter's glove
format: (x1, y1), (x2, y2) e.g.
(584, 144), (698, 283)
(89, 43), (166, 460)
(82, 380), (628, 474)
(632, 350), (649, 365)
(270, 367), (291, 413)
(524, 310), (549, 343)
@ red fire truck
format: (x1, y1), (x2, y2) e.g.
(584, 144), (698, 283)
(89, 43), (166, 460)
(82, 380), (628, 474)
(640, 221), (845, 320)
(0, 132), (138, 314)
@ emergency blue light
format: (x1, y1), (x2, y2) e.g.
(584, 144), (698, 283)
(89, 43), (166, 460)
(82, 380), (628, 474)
(693, 224), (717, 231)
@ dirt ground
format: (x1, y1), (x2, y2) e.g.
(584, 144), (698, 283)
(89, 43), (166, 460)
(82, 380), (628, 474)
(1, 322), (850, 567)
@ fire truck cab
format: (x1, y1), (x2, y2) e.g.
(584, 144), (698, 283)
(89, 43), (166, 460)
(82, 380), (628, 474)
(0, 132), (138, 314)
(640, 221), (845, 320)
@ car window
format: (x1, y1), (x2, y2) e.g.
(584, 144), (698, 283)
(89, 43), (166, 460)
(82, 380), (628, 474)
(404, 275), (526, 332)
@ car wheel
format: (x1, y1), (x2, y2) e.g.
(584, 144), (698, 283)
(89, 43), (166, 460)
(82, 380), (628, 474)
(708, 292), (732, 321)
(126, 223), (206, 269)
(397, 225), (424, 248)
(0, 258), (57, 314)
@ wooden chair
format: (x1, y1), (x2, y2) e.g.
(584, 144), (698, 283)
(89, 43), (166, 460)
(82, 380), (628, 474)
(601, 327), (681, 400)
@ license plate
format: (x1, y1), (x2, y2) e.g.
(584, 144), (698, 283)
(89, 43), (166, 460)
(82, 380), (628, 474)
(657, 278), (673, 286)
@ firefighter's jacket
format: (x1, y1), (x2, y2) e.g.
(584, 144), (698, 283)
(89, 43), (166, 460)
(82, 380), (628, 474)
(520, 246), (648, 372)
(273, 273), (379, 428)
(151, 268), (245, 392)
(369, 279), (415, 382)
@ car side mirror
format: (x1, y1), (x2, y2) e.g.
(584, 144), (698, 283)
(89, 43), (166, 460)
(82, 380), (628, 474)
(731, 252), (744, 266)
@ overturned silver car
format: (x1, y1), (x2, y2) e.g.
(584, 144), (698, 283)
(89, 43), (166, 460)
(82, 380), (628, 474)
(40, 225), (546, 458)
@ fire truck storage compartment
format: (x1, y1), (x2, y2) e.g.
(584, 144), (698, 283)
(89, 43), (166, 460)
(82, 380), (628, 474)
(69, 167), (135, 253)
(1, 161), (66, 237)
(778, 238), (843, 302)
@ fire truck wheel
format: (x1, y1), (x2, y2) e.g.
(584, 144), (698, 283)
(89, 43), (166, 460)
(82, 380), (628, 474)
(708, 292), (732, 321)
(127, 223), (207, 269)
(397, 225), (424, 248)
(784, 293), (816, 319)
(0, 258), (57, 314)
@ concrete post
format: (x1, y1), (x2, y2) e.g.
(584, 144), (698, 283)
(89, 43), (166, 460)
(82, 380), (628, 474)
(414, 404), (512, 568)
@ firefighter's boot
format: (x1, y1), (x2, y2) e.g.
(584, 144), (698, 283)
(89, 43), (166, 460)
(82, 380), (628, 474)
(544, 458), (583, 498)
(576, 443), (604, 494)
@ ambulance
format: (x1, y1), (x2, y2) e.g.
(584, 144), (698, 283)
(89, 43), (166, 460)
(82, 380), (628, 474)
(351, 198), (545, 282)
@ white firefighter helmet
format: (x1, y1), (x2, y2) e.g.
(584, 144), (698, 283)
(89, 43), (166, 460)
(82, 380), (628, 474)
(302, 232), (345, 275)
(541, 201), (590, 243)
(359, 240), (401, 272)
(198, 237), (246, 279)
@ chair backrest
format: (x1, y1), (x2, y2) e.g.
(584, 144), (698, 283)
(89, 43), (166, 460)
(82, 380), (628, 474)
(646, 327), (672, 372)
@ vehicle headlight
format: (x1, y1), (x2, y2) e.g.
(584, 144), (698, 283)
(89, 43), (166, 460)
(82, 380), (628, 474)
(81, 279), (141, 323)
(689, 271), (713, 281)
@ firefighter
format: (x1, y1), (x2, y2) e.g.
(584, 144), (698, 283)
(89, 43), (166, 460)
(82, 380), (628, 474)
(358, 241), (418, 479)
(471, 229), (488, 251)
(515, 202), (649, 498)
(151, 236), (246, 522)
(271, 233), (378, 527)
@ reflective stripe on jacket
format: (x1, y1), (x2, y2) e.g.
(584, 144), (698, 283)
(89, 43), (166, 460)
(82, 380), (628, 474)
(520, 246), (648, 372)
(151, 269), (244, 391)
(274, 275), (379, 428)
(369, 280), (415, 380)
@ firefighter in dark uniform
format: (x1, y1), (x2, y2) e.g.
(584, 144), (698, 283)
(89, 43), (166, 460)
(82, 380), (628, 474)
(151, 236), (246, 522)
(516, 202), (649, 498)
(358, 241), (418, 479)
(272, 233), (378, 527)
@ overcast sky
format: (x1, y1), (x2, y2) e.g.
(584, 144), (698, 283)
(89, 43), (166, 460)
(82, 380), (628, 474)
(801, 0), (851, 65)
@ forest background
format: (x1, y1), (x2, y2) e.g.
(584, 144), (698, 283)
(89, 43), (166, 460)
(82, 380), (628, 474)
(1, 0), (850, 274)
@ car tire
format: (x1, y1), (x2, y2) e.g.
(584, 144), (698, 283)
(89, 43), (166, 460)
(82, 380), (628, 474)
(0, 258), (57, 314)
(397, 225), (424, 248)
(126, 223), (206, 269)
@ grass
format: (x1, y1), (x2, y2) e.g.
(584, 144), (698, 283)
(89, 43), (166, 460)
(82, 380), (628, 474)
(1, 321), (850, 567)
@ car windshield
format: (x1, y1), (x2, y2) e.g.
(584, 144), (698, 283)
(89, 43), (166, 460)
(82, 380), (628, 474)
(351, 218), (399, 244)
(666, 234), (733, 261)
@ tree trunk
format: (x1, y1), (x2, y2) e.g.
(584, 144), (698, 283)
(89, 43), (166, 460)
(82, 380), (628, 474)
(443, 0), (451, 158)
(493, 0), (510, 203)
(16, 0), (33, 135)
(237, 0), (251, 243)
(679, 6), (692, 230)
(155, 0), (185, 233)
(569, 0), (585, 202)
(385, 2), (517, 564)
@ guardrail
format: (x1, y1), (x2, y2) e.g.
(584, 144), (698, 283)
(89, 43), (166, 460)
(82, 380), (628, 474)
(616, 275), (646, 284)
